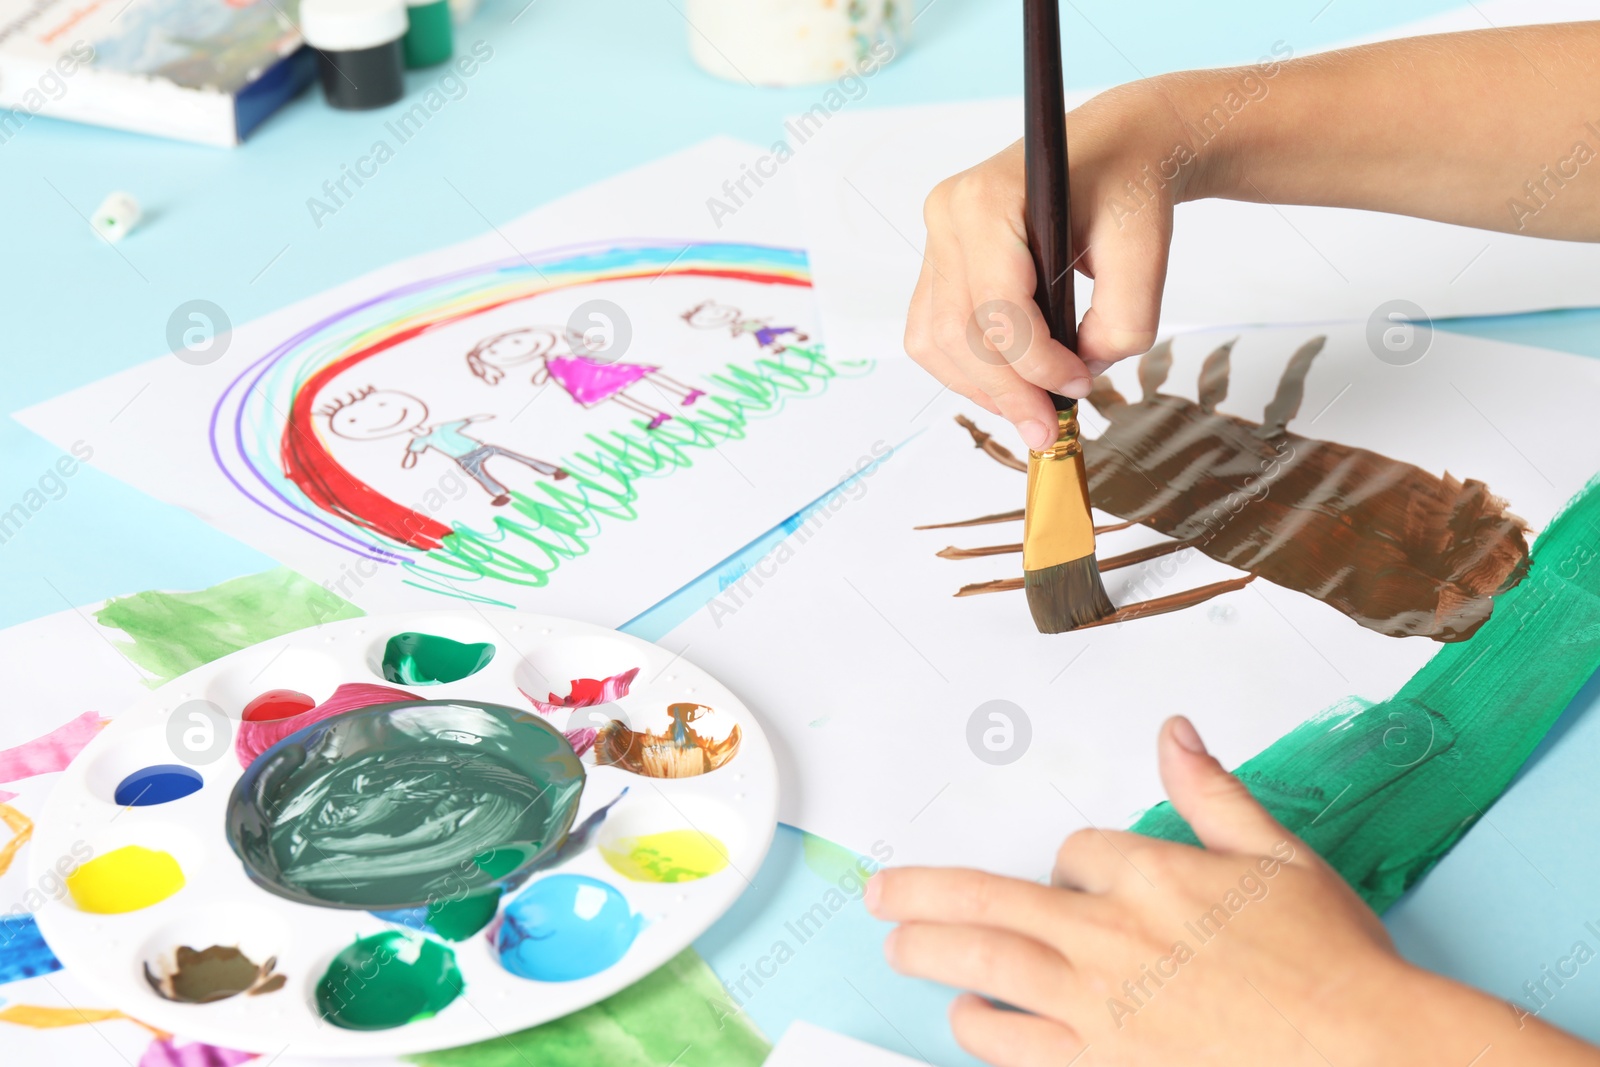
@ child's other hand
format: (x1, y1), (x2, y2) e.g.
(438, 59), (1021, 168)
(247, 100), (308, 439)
(904, 82), (1191, 452)
(868, 717), (1503, 1066)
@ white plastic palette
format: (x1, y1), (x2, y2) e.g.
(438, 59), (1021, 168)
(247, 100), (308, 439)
(30, 610), (778, 1056)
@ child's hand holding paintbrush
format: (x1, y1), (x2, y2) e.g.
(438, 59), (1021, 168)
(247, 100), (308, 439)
(905, 21), (1600, 451)
(886, 15), (1600, 1066)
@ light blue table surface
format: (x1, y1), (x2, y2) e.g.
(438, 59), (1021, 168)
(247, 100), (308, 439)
(5, 0), (1600, 1059)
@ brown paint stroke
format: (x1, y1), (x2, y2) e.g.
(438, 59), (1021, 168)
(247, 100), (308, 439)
(940, 534), (1197, 568)
(955, 574), (1253, 618)
(916, 508), (1025, 531)
(917, 509), (1133, 534)
(930, 336), (1531, 641)
(954, 415), (1028, 472)
(938, 542), (1022, 560)
(1081, 337), (1530, 641)
(1070, 575), (1257, 629)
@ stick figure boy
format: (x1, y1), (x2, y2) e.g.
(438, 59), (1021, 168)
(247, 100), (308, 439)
(681, 300), (808, 352)
(321, 386), (566, 507)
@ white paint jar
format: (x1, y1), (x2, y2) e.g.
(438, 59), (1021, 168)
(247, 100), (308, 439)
(685, 0), (909, 86)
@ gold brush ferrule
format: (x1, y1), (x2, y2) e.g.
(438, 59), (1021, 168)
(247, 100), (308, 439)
(1022, 408), (1097, 571)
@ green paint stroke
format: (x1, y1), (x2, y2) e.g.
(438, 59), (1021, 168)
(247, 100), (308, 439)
(408, 948), (769, 1067)
(1135, 474), (1600, 912)
(94, 567), (362, 685)
(402, 344), (874, 606)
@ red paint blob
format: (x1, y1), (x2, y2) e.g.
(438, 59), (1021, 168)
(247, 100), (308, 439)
(242, 689), (318, 723)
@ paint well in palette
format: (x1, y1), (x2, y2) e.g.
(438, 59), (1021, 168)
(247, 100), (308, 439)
(113, 764), (204, 807)
(600, 830), (729, 883)
(226, 700), (584, 908)
(145, 945), (286, 1003)
(67, 846), (184, 913)
(381, 632), (494, 685)
(241, 689), (317, 722)
(495, 874), (642, 982)
(315, 931), (463, 1030)
(595, 702), (740, 779)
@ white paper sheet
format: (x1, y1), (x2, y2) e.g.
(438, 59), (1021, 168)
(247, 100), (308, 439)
(766, 1020), (924, 1066)
(15, 139), (916, 628)
(656, 323), (1600, 878)
(792, 0), (1600, 367)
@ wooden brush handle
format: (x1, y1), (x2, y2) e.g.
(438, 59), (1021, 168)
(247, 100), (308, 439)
(1023, 0), (1076, 413)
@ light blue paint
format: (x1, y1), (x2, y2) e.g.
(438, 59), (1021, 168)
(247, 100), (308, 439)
(1437, 308), (1600, 360)
(495, 874), (642, 982)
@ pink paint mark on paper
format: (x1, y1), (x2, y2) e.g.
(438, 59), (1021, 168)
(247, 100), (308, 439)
(0, 789), (16, 803)
(235, 682), (414, 767)
(139, 1038), (257, 1067)
(524, 668), (639, 716)
(0, 712), (109, 783)
(564, 727), (597, 758)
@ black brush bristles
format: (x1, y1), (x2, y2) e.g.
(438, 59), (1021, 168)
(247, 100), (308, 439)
(1025, 555), (1115, 633)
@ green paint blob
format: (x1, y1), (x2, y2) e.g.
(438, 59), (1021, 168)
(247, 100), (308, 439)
(407, 948), (769, 1067)
(425, 889), (502, 941)
(316, 931), (462, 1031)
(95, 568), (362, 685)
(381, 632), (495, 685)
(227, 700), (584, 908)
(1135, 474), (1600, 912)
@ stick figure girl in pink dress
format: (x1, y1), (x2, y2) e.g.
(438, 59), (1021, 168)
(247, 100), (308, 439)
(466, 327), (705, 431)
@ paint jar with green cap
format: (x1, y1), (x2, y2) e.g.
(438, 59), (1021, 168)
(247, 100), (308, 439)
(299, 0), (408, 111)
(403, 0), (454, 68)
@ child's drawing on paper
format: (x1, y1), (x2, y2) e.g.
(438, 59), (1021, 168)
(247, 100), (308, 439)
(682, 300), (809, 353)
(923, 337), (1532, 640)
(322, 386), (567, 506)
(465, 327), (706, 430)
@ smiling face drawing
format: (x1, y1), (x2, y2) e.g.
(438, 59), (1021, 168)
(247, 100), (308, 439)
(323, 388), (430, 440)
(467, 328), (565, 384)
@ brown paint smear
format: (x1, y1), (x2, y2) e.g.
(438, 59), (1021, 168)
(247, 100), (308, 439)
(595, 703), (741, 778)
(144, 945), (286, 1004)
(931, 337), (1532, 641)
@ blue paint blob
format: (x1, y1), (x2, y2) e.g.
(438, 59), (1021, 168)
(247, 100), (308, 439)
(495, 874), (641, 982)
(113, 764), (204, 807)
(0, 915), (63, 984)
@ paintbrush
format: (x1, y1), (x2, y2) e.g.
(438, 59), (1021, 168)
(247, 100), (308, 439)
(1020, 0), (1115, 633)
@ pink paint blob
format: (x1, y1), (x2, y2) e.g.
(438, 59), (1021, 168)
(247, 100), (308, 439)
(138, 1037), (256, 1067)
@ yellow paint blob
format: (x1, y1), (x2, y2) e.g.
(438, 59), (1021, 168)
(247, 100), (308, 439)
(66, 845), (185, 914)
(600, 830), (730, 883)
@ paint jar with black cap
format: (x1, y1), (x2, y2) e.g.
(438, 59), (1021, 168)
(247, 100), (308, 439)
(300, 0), (408, 111)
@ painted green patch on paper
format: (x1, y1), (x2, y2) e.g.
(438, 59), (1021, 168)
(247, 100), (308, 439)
(1135, 474), (1600, 912)
(407, 948), (768, 1067)
(94, 567), (361, 684)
